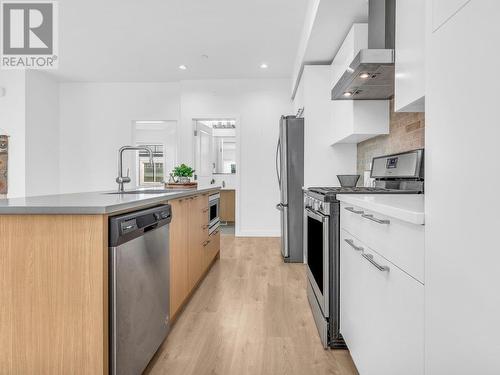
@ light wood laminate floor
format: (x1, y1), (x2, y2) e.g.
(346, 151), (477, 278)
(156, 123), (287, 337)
(147, 236), (358, 375)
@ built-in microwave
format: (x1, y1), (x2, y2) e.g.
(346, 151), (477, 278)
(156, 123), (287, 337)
(208, 192), (220, 234)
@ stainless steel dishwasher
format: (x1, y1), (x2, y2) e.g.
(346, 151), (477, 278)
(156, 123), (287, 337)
(109, 204), (172, 375)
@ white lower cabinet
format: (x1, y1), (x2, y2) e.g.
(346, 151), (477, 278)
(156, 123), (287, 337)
(341, 202), (424, 283)
(340, 229), (424, 375)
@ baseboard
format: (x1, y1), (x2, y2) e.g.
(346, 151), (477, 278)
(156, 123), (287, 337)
(235, 229), (280, 237)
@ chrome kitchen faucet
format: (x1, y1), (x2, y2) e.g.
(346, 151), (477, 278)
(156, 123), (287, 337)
(116, 145), (153, 191)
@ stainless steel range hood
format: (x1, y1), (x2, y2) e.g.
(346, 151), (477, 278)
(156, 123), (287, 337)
(331, 0), (395, 100)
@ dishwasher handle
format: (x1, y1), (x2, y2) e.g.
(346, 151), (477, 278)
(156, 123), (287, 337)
(109, 204), (172, 247)
(143, 223), (159, 233)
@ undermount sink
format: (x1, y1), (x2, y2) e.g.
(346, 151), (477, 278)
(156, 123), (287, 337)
(105, 189), (188, 195)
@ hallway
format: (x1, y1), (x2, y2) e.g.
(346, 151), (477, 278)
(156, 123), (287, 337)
(147, 236), (358, 375)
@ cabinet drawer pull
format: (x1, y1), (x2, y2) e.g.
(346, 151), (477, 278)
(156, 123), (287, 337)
(201, 224), (209, 229)
(202, 208), (209, 213)
(344, 239), (363, 252)
(344, 206), (364, 214)
(203, 240), (211, 247)
(361, 253), (390, 272)
(361, 214), (390, 225)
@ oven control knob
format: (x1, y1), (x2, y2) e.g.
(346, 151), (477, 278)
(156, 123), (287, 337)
(318, 202), (324, 211)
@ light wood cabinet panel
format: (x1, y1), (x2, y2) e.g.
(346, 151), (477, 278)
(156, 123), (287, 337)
(0, 215), (108, 375)
(169, 192), (217, 319)
(204, 229), (220, 267)
(169, 198), (190, 318)
(187, 194), (208, 290)
(220, 190), (235, 222)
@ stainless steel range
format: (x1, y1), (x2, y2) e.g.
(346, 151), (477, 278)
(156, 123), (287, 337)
(304, 149), (424, 349)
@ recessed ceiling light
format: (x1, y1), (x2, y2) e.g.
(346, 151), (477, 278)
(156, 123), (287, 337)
(260, 63), (268, 69)
(343, 92), (353, 97)
(179, 65), (187, 70)
(359, 73), (371, 79)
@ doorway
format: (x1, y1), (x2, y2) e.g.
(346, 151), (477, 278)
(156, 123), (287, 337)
(193, 118), (238, 236)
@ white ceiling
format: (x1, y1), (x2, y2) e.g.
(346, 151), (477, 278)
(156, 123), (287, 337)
(50, 0), (309, 82)
(290, 0), (368, 97)
(303, 0), (368, 64)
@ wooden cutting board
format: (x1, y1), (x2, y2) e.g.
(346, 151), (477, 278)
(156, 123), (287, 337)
(165, 182), (198, 189)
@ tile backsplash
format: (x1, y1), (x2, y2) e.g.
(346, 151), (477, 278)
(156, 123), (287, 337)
(357, 99), (425, 185)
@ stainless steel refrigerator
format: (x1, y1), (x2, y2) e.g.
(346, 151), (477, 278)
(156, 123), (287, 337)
(275, 115), (304, 263)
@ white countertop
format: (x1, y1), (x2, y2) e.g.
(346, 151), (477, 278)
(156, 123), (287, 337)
(337, 194), (425, 225)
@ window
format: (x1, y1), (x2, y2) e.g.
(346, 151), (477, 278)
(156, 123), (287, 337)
(138, 144), (164, 186)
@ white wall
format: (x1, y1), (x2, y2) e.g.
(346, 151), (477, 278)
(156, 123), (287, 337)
(0, 70), (26, 198)
(180, 79), (292, 236)
(58, 79), (290, 236)
(425, 1), (500, 374)
(59, 82), (180, 193)
(25, 71), (60, 196)
(296, 65), (357, 187)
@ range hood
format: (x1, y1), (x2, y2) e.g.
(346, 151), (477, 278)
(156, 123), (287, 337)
(331, 0), (395, 100)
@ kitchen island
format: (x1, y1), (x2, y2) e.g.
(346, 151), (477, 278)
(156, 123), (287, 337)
(0, 186), (220, 374)
(0, 186), (220, 214)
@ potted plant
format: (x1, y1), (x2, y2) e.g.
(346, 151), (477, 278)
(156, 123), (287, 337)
(172, 164), (195, 184)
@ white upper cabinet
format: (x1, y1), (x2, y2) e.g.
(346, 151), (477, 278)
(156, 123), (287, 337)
(331, 24), (389, 144)
(432, 0), (471, 32)
(395, 0), (425, 112)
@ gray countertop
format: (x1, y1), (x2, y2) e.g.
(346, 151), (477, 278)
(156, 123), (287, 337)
(0, 186), (221, 215)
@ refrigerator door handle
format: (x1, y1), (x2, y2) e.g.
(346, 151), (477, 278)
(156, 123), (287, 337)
(275, 138), (281, 188)
(276, 203), (288, 211)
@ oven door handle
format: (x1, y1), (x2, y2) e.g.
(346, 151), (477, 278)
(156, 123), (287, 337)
(305, 208), (328, 222)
